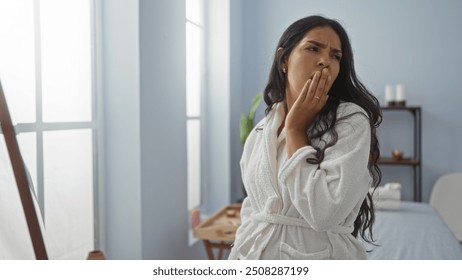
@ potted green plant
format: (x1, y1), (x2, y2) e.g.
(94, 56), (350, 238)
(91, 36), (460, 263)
(238, 93), (262, 201)
(240, 92), (263, 145)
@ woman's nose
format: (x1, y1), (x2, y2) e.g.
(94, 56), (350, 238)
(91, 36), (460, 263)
(317, 54), (330, 67)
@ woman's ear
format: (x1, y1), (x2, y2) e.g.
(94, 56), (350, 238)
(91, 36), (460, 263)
(277, 47), (287, 73)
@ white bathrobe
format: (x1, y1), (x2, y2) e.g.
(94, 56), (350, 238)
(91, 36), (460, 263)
(229, 102), (373, 260)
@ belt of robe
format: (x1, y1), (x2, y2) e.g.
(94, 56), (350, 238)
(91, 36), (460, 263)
(235, 213), (353, 259)
(253, 213), (354, 234)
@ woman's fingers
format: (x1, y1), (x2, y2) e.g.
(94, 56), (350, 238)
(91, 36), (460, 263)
(295, 78), (312, 104)
(303, 71), (318, 103)
(305, 69), (329, 104)
(301, 77), (312, 99)
(316, 68), (330, 99)
(295, 69), (331, 110)
(320, 75), (332, 103)
(287, 69), (332, 133)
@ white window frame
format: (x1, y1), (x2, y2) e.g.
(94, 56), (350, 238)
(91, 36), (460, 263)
(0, 0), (101, 255)
(186, 0), (205, 245)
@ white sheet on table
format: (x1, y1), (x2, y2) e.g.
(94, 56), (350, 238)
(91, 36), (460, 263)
(362, 201), (462, 260)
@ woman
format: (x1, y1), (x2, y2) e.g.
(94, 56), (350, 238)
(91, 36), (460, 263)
(229, 15), (381, 260)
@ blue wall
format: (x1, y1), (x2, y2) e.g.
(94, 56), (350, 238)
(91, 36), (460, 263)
(102, 0), (205, 259)
(231, 0), (462, 202)
(100, 0), (142, 259)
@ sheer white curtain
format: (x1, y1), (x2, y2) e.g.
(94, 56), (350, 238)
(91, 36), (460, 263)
(0, 0), (96, 259)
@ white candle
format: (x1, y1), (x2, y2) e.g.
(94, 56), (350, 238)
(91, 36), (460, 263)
(396, 84), (406, 101)
(385, 85), (395, 103)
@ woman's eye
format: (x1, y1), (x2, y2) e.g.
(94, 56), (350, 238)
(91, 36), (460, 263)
(306, 46), (318, 52)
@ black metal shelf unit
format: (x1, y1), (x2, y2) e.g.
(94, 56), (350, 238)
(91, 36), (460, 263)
(378, 106), (422, 201)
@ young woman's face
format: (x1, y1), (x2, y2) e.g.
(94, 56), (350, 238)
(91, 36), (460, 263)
(283, 26), (342, 104)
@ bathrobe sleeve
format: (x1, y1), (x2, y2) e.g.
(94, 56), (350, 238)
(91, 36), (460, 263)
(278, 103), (372, 232)
(237, 118), (265, 222)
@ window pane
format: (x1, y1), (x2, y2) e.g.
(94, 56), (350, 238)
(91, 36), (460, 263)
(0, 136), (37, 259)
(0, 0), (36, 124)
(0, 137), (19, 194)
(40, 0), (92, 122)
(17, 132), (37, 195)
(186, 0), (203, 25)
(43, 129), (93, 259)
(187, 120), (201, 210)
(186, 22), (202, 117)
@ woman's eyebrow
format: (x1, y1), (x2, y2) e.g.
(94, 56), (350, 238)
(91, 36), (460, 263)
(305, 40), (342, 54)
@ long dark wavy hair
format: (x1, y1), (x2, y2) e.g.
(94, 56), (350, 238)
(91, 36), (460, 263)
(263, 15), (382, 244)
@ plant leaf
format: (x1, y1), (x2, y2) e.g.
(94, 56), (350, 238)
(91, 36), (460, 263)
(248, 92), (262, 120)
(240, 93), (263, 145)
(240, 114), (249, 145)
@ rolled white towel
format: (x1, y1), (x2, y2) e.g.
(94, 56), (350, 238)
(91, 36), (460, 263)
(370, 182), (401, 201)
(374, 199), (401, 211)
(370, 182), (402, 210)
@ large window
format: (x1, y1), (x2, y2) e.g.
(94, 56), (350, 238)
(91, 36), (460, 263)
(186, 0), (204, 243)
(0, 0), (97, 259)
